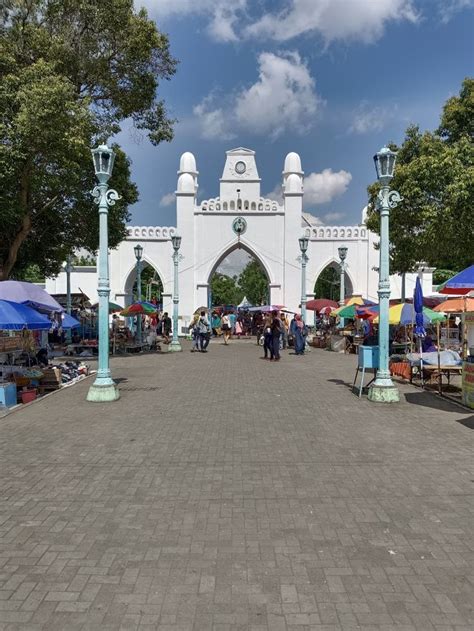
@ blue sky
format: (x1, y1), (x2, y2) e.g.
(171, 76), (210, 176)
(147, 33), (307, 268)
(120, 0), (474, 228)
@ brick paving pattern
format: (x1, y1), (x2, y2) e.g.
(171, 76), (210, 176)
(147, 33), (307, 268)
(0, 340), (473, 630)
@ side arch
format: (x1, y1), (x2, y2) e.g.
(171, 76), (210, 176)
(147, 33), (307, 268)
(311, 258), (355, 300)
(122, 256), (166, 301)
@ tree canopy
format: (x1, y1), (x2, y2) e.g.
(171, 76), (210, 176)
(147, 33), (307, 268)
(366, 78), (474, 275)
(0, 0), (177, 280)
(210, 259), (269, 307)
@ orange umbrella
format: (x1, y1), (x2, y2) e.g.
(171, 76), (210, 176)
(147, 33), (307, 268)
(433, 297), (474, 313)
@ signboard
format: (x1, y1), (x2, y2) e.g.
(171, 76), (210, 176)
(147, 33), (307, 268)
(462, 361), (474, 409)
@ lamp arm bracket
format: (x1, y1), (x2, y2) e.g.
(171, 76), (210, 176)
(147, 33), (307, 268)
(377, 188), (403, 210)
(91, 186), (121, 207)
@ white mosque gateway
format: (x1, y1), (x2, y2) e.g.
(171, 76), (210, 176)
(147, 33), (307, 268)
(46, 148), (433, 326)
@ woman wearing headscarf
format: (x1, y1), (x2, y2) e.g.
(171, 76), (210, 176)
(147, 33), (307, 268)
(290, 314), (307, 355)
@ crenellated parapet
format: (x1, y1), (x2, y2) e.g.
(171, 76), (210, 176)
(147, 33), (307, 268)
(199, 196), (282, 213)
(126, 226), (177, 240)
(309, 226), (368, 240)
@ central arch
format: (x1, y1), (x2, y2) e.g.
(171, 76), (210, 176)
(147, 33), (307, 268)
(206, 241), (273, 308)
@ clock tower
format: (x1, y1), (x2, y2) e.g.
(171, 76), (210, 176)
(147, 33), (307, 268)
(220, 147), (261, 200)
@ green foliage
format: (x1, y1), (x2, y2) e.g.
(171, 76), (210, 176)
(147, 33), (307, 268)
(0, 0), (177, 279)
(210, 273), (243, 306)
(73, 254), (96, 266)
(238, 260), (268, 305)
(314, 266), (340, 301)
(133, 265), (163, 302)
(432, 268), (458, 286)
(210, 258), (269, 306)
(13, 264), (44, 283)
(366, 78), (474, 275)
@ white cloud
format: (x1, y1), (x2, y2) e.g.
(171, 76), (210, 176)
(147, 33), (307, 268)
(265, 184), (283, 204)
(193, 94), (236, 141)
(439, 0), (474, 22)
(323, 211), (346, 223)
(304, 169), (352, 205)
(349, 102), (394, 134)
(235, 52), (320, 139)
(245, 0), (418, 44)
(139, 1), (472, 44)
(137, 0), (246, 42)
(194, 52), (321, 140)
(160, 192), (175, 207)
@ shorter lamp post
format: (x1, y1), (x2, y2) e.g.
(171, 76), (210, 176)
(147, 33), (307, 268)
(368, 146), (402, 403)
(298, 235), (309, 323)
(65, 254), (73, 343)
(169, 234), (182, 352)
(338, 246), (348, 327)
(134, 244), (143, 343)
(87, 144), (120, 402)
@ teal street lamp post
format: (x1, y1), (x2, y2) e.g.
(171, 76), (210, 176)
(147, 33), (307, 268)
(169, 234), (182, 352)
(298, 235), (309, 323)
(87, 144), (120, 402)
(338, 246), (348, 328)
(134, 244), (143, 343)
(65, 254), (73, 344)
(368, 146), (403, 403)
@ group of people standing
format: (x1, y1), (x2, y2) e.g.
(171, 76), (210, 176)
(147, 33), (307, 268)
(261, 311), (308, 361)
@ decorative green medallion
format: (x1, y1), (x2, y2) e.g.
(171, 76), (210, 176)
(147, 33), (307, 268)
(232, 216), (247, 236)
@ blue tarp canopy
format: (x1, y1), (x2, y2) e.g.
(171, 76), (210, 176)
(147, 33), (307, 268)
(0, 299), (52, 330)
(61, 314), (81, 329)
(439, 265), (474, 295)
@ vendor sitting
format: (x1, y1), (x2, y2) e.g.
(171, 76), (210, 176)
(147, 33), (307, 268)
(71, 331), (81, 344)
(422, 336), (437, 353)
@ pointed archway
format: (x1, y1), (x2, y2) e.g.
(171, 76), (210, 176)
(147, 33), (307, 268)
(313, 262), (354, 302)
(123, 260), (164, 307)
(207, 243), (271, 308)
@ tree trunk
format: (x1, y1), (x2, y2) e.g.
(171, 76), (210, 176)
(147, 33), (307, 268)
(0, 164), (33, 280)
(0, 212), (32, 280)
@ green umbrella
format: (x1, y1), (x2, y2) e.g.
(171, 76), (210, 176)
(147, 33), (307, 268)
(334, 304), (358, 318)
(91, 301), (122, 313)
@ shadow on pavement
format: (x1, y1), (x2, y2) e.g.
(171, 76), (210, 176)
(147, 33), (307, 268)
(455, 415), (474, 430)
(404, 391), (465, 413)
(327, 378), (353, 388)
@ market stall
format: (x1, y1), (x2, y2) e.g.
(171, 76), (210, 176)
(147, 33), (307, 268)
(0, 284), (90, 411)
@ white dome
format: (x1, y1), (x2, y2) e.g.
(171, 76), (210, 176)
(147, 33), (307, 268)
(284, 152), (302, 174)
(177, 173), (195, 194)
(179, 151), (197, 173)
(285, 173), (302, 194)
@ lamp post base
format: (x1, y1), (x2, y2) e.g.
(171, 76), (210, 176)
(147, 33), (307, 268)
(368, 382), (400, 403)
(87, 380), (120, 402)
(168, 340), (182, 352)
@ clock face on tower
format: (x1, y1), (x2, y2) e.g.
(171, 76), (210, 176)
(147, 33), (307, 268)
(235, 160), (246, 175)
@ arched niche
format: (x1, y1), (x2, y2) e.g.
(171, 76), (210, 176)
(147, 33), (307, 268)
(313, 261), (354, 302)
(123, 259), (165, 306)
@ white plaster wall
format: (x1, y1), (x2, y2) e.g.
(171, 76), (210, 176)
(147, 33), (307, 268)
(46, 266), (98, 304)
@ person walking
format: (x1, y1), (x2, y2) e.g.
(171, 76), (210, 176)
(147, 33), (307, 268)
(271, 310), (282, 361)
(162, 312), (172, 344)
(290, 313), (307, 355)
(198, 311), (211, 352)
(211, 312), (221, 337)
(281, 313), (289, 349)
(221, 312), (231, 345)
(188, 314), (200, 352)
(261, 314), (273, 360)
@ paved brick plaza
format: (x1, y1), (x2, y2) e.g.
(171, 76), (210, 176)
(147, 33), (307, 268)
(0, 341), (473, 630)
